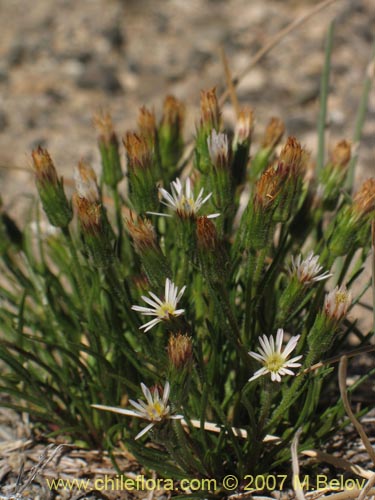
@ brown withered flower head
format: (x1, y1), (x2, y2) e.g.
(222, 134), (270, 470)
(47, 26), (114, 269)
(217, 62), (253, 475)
(161, 95), (185, 130)
(32, 146), (59, 187)
(196, 216), (219, 251)
(72, 194), (102, 236)
(93, 110), (118, 147)
(125, 212), (158, 253)
(138, 106), (157, 146)
(261, 117), (285, 150)
(330, 140), (351, 168)
(277, 136), (306, 175)
(168, 333), (193, 370)
(200, 87), (221, 131)
(123, 132), (153, 171)
(254, 167), (281, 210)
(352, 178), (375, 218)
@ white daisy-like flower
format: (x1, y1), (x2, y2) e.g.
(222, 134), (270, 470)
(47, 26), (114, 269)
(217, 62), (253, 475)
(207, 129), (229, 166)
(290, 251), (332, 285)
(92, 381), (183, 440)
(324, 285), (352, 321)
(148, 177), (220, 219)
(248, 328), (302, 383)
(131, 278), (186, 332)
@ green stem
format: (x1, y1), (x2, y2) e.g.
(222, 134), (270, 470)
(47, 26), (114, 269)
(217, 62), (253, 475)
(62, 226), (90, 319)
(346, 40), (375, 191)
(317, 21), (335, 173)
(112, 188), (123, 257)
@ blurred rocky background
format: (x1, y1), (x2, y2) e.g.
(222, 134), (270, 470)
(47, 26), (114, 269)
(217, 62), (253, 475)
(0, 0), (373, 209)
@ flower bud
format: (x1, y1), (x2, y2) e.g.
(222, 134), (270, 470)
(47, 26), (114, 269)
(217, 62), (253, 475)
(195, 88), (221, 175)
(250, 117), (285, 180)
(207, 130), (229, 170)
(73, 194), (114, 267)
(74, 161), (99, 203)
(324, 285), (352, 322)
(272, 136), (308, 222)
(326, 178), (375, 259)
(317, 140), (351, 208)
(125, 212), (171, 289)
(206, 130), (232, 226)
(94, 111), (123, 188)
(200, 87), (220, 132)
(167, 333), (193, 370)
(32, 147), (72, 228)
(242, 167), (279, 250)
(196, 216), (229, 284)
(352, 178), (375, 219)
(159, 95), (185, 179)
(232, 108), (254, 187)
(234, 107), (254, 147)
(307, 285), (352, 364)
(138, 106), (158, 149)
(123, 132), (159, 213)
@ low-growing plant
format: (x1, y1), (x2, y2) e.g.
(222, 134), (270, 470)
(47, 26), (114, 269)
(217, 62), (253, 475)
(0, 60), (374, 498)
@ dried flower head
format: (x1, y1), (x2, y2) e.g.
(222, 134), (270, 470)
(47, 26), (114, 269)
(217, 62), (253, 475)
(32, 147), (72, 228)
(196, 216), (219, 251)
(168, 333), (193, 370)
(278, 136), (305, 173)
(290, 251), (332, 285)
(123, 132), (152, 170)
(149, 177), (220, 220)
(324, 285), (352, 321)
(254, 167), (281, 209)
(125, 213), (157, 253)
(74, 161), (99, 203)
(93, 110), (117, 147)
(138, 106), (157, 145)
(131, 278), (186, 332)
(161, 95), (185, 129)
(200, 87), (220, 131)
(92, 381), (183, 440)
(72, 194), (102, 236)
(32, 146), (59, 187)
(249, 329), (302, 383)
(261, 117), (285, 149)
(352, 178), (375, 218)
(207, 130), (229, 168)
(330, 140), (351, 168)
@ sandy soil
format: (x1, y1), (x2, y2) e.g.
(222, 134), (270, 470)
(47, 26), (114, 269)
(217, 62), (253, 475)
(0, 0), (373, 210)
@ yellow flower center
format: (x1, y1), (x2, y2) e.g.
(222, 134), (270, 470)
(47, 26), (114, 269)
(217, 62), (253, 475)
(157, 303), (175, 319)
(265, 353), (285, 373)
(147, 401), (165, 420)
(178, 195), (196, 212)
(335, 292), (348, 305)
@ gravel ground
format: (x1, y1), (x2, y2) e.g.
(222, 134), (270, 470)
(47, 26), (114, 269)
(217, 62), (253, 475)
(0, 0), (373, 211)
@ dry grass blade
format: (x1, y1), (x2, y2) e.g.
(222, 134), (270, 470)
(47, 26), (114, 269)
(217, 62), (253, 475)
(302, 345), (375, 374)
(291, 428), (306, 500)
(301, 449), (374, 480)
(16, 444), (66, 495)
(317, 489), (375, 500)
(220, 47), (240, 117)
(338, 356), (375, 467)
(219, 0), (341, 105)
(358, 473), (375, 500)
